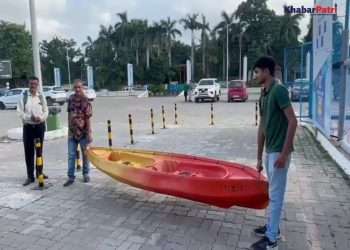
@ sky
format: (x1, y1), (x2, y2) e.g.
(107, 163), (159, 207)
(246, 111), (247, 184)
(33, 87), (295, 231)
(1, 0), (343, 48)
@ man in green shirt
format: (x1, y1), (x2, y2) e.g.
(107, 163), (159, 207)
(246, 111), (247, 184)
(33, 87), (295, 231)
(251, 57), (297, 250)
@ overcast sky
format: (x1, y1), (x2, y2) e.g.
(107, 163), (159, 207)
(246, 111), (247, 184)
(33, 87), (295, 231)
(1, 0), (339, 47)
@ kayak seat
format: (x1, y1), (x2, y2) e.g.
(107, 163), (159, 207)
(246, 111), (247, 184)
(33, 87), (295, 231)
(108, 152), (155, 168)
(154, 159), (228, 178)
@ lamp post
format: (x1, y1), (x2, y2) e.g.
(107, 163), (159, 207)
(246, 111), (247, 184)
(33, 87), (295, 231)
(226, 23), (229, 89)
(66, 47), (71, 89)
(29, 0), (42, 90)
(239, 25), (248, 79)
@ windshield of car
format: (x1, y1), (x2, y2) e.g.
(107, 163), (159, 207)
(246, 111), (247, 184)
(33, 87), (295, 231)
(229, 81), (243, 88)
(53, 87), (64, 91)
(0, 90), (7, 96)
(198, 80), (214, 86)
(293, 80), (309, 89)
(43, 87), (52, 92)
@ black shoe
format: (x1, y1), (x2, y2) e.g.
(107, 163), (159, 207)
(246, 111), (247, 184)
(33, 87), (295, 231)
(83, 175), (90, 183)
(23, 178), (35, 186)
(251, 236), (278, 250)
(254, 225), (281, 239)
(63, 179), (74, 187)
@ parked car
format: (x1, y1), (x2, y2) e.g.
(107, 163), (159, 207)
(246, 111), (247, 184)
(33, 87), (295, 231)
(84, 87), (96, 101)
(68, 86), (96, 102)
(0, 88), (27, 110)
(0, 88), (8, 97)
(42, 86), (67, 106)
(227, 80), (248, 102)
(291, 79), (310, 102)
(193, 78), (221, 102)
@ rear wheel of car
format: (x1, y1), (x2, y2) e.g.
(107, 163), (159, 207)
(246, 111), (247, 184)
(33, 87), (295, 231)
(0, 102), (5, 110)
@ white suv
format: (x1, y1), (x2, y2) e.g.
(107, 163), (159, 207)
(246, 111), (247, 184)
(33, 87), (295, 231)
(193, 78), (221, 102)
(43, 86), (67, 106)
(0, 88), (27, 110)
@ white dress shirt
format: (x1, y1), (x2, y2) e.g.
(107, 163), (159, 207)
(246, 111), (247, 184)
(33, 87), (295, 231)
(17, 91), (48, 125)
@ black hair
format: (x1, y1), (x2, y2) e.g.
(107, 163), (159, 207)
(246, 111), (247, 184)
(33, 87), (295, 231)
(254, 56), (276, 76)
(28, 76), (39, 81)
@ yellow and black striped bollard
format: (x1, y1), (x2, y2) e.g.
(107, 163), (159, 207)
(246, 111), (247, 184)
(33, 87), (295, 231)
(35, 138), (44, 188)
(161, 105), (166, 129)
(150, 109), (155, 135)
(128, 114), (134, 144)
(174, 103), (178, 125)
(107, 120), (112, 148)
(76, 145), (82, 171)
(210, 103), (214, 126)
(255, 102), (259, 126)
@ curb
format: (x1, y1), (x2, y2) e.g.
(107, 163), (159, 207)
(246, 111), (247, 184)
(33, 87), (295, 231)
(7, 127), (68, 141)
(301, 122), (350, 178)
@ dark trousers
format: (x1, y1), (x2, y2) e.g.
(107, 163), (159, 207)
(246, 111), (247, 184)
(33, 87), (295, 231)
(23, 123), (46, 180)
(184, 91), (188, 102)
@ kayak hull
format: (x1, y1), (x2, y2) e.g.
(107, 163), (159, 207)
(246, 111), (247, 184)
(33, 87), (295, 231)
(87, 147), (269, 209)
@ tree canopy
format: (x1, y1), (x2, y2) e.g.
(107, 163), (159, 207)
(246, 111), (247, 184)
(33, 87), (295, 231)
(0, 0), (307, 88)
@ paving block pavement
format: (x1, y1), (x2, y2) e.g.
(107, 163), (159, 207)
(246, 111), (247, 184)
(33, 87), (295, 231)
(0, 101), (349, 250)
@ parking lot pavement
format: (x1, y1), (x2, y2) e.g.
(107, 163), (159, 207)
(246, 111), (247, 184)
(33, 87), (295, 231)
(0, 96), (349, 250)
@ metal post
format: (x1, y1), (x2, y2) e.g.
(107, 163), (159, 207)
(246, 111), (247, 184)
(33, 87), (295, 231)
(162, 105), (166, 129)
(128, 114), (134, 144)
(226, 23), (229, 89)
(66, 48), (71, 89)
(29, 0), (42, 90)
(35, 138), (44, 188)
(283, 48), (287, 85)
(338, 0), (350, 140)
(150, 109), (155, 135)
(299, 44), (304, 122)
(210, 103), (214, 126)
(174, 103), (178, 125)
(255, 102), (258, 126)
(107, 120), (112, 148)
(239, 33), (242, 79)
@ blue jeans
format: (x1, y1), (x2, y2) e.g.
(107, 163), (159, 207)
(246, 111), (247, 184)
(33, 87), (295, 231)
(265, 152), (291, 242)
(68, 136), (90, 180)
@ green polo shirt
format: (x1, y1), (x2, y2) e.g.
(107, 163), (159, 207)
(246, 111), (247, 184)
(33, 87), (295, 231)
(259, 81), (292, 153)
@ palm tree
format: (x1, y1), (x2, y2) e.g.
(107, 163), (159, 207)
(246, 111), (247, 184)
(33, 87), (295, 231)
(200, 15), (210, 77)
(82, 36), (94, 56)
(144, 24), (157, 69)
(181, 14), (201, 81)
(115, 12), (129, 48)
(152, 22), (165, 57)
(161, 17), (182, 67)
(303, 16), (312, 42)
(278, 8), (303, 45)
(129, 20), (147, 65)
(214, 11), (235, 80)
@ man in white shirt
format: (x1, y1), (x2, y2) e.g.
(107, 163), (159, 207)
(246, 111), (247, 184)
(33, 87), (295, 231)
(17, 76), (49, 186)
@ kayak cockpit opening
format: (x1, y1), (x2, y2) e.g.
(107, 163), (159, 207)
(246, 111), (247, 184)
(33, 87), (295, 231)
(107, 151), (155, 168)
(152, 159), (229, 178)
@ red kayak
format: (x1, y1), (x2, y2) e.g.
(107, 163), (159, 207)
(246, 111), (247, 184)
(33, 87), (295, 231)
(87, 147), (269, 209)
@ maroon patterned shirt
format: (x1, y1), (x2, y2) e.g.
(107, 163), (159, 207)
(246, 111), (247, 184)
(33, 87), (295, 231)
(67, 94), (92, 140)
